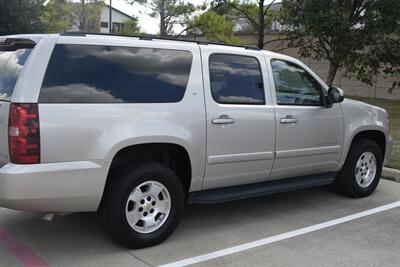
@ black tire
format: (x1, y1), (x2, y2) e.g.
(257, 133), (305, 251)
(336, 138), (383, 198)
(100, 162), (185, 248)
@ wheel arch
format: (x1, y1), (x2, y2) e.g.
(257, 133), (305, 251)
(100, 142), (193, 208)
(351, 130), (386, 159)
(336, 129), (385, 198)
(342, 129), (387, 168)
(338, 127), (387, 171)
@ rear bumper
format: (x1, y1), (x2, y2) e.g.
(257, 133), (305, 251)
(0, 161), (107, 212)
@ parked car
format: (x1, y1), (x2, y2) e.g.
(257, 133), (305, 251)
(0, 33), (393, 248)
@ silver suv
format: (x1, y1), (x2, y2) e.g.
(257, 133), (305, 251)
(0, 33), (393, 248)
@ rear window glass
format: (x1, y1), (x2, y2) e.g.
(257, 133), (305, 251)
(0, 49), (32, 101)
(39, 44), (193, 103)
(209, 54), (265, 105)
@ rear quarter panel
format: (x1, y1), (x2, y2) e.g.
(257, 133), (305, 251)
(39, 101), (206, 191)
(0, 35), (56, 164)
(19, 36), (207, 192)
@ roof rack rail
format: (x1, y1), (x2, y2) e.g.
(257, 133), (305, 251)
(245, 46), (261, 51)
(139, 36), (153, 41)
(196, 40), (209, 45)
(60, 31), (263, 51)
(60, 32), (86, 37)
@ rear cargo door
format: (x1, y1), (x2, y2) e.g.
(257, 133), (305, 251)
(0, 38), (35, 164)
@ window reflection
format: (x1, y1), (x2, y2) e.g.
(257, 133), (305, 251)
(40, 44), (193, 103)
(0, 49), (32, 101)
(271, 59), (322, 105)
(209, 54), (265, 105)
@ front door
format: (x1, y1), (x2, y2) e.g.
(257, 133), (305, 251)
(200, 46), (275, 190)
(267, 58), (344, 179)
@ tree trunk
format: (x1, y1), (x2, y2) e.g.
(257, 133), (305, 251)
(80, 0), (85, 32)
(257, 0), (265, 49)
(326, 62), (338, 87)
(160, 0), (166, 37)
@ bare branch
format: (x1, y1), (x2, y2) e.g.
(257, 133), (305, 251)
(176, 25), (196, 36)
(263, 36), (289, 46)
(264, 0), (276, 16)
(271, 45), (290, 53)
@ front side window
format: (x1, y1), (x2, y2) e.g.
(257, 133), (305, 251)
(39, 44), (193, 103)
(271, 59), (323, 105)
(209, 54), (265, 105)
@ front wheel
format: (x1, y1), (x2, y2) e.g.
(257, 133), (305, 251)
(336, 138), (383, 198)
(100, 162), (185, 248)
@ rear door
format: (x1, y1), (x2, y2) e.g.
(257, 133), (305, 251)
(0, 38), (36, 164)
(200, 45), (275, 190)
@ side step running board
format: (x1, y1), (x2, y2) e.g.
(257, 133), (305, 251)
(188, 173), (336, 204)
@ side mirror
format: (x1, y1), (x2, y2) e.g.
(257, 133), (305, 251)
(327, 86), (344, 104)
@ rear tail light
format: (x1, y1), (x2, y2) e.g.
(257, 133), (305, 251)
(8, 103), (40, 164)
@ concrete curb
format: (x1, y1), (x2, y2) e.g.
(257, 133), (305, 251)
(382, 167), (400, 182)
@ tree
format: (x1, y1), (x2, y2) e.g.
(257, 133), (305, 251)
(210, 0), (237, 19)
(188, 10), (241, 44)
(0, 0), (44, 35)
(127, 0), (196, 36)
(40, 0), (72, 33)
(39, 0), (104, 33)
(121, 17), (141, 35)
(220, 0), (278, 49)
(280, 0), (400, 87)
(70, 0), (104, 32)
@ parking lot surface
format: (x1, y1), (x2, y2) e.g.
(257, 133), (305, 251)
(0, 179), (399, 267)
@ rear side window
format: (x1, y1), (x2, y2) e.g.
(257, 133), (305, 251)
(0, 49), (32, 101)
(39, 44), (193, 103)
(209, 54), (265, 105)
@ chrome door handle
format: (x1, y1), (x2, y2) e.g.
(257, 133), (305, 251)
(280, 115), (298, 124)
(212, 115), (235, 125)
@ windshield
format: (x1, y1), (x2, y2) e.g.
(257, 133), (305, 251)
(0, 48), (32, 101)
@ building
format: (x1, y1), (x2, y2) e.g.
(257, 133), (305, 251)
(269, 2), (283, 32)
(68, 3), (133, 34)
(100, 4), (133, 33)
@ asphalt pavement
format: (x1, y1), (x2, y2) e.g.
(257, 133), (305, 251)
(0, 179), (399, 267)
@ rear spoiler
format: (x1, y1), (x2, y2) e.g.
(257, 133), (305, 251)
(0, 38), (35, 51)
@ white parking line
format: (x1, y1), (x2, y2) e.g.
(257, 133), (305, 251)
(159, 201), (400, 267)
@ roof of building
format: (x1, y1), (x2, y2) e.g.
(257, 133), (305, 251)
(104, 4), (133, 19)
(269, 2), (282, 11)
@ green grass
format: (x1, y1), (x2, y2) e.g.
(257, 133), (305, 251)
(348, 96), (400, 169)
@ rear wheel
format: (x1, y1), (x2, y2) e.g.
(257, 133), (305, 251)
(336, 138), (383, 198)
(100, 162), (184, 248)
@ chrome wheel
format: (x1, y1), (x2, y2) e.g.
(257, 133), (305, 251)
(125, 181), (171, 234)
(355, 152), (377, 188)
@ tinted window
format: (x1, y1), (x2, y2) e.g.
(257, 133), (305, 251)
(209, 54), (265, 104)
(40, 44), (193, 103)
(0, 49), (32, 101)
(271, 59), (323, 105)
